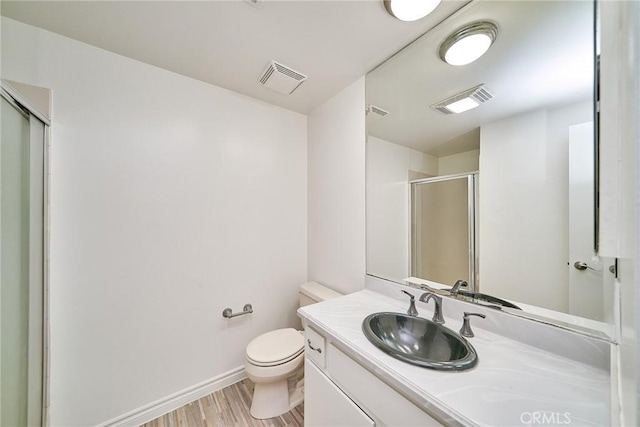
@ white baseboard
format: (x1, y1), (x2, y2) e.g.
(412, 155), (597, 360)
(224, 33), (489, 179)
(99, 366), (247, 427)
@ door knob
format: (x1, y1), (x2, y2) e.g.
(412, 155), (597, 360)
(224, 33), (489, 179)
(574, 261), (601, 272)
(574, 261), (588, 270)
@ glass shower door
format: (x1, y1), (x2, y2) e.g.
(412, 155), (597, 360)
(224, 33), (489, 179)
(1, 93), (45, 426)
(410, 173), (478, 290)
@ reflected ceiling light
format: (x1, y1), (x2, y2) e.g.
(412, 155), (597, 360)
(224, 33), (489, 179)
(439, 21), (498, 66)
(445, 98), (480, 114)
(430, 84), (493, 114)
(384, 0), (442, 22)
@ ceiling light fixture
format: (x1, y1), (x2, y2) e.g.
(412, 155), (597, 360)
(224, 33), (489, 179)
(384, 0), (442, 22)
(439, 21), (498, 66)
(430, 84), (493, 114)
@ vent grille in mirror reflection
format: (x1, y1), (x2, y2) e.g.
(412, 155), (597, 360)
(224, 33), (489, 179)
(431, 84), (493, 114)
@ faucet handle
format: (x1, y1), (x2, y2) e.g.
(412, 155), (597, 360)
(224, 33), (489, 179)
(419, 292), (445, 324)
(460, 312), (486, 338)
(401, 290), (418, 317)
(450, 279), (468, 295)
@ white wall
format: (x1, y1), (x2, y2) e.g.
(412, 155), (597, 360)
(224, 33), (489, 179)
(307, 78), (366, 294)
(2, 17), (308, 426)
(438, 149), (479, 176)
(366, 136), (436, 282)
(479, 101), (591, 312)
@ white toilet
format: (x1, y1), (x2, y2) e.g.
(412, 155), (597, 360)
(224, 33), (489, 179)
(244, 282), (341, 419)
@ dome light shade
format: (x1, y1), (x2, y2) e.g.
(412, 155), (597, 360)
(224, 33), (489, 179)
(439, 21), (498, 66)
(384, 0), (442, 22)
(444, 33), (492, 65)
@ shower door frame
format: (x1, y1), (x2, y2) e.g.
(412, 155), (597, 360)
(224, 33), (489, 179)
(409, 172), (479, 292)
(1, 81), (51, 426)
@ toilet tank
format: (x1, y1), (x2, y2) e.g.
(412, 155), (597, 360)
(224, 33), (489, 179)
(299, 282), (342, 307)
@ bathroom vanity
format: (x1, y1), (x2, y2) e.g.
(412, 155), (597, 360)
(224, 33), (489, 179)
(298, 286), (611, 426)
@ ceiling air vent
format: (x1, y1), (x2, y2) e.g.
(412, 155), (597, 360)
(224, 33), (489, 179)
(259, 61), (307, 95)
(366, 105), (390, 124)
(430, 84), (494, 114)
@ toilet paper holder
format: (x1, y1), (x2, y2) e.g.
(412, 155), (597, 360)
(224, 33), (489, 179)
(222, 304), (253, 319)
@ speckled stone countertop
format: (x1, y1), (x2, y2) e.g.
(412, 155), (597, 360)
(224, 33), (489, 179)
(298, 289), (610, 427)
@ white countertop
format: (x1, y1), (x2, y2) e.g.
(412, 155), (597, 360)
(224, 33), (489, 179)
(298, 289), (610, 427)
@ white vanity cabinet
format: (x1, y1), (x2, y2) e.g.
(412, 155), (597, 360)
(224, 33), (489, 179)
(299, 290), (612, 426)
(304, 327), (442, 426)
(305, 361), (374, 427)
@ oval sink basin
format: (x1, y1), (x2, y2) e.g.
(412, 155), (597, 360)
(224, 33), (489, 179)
(362, 312), (478, 371)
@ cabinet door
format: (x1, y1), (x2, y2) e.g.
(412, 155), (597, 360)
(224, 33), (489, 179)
(327, 344), (443, 426)
(305, 359), (374, 427)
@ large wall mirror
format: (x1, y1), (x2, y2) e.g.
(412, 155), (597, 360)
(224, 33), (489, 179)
(366, 0), (617, 340)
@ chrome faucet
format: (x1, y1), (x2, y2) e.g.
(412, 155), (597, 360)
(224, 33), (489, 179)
(459, 312), (486, 338)
(419, 292), (445, 324)
(401, 290), (418, 317)
(450, 279), (468, 295)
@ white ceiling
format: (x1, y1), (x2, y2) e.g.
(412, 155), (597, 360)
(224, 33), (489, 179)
(366, 0), (594, 155)
(1, 0), (469, 114)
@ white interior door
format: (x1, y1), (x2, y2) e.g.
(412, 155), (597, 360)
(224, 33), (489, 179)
(568, 121), (603, 320)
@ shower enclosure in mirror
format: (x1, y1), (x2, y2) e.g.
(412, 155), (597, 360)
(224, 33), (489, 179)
(365, 0), (614, 339)
(410, 173), (478, 291)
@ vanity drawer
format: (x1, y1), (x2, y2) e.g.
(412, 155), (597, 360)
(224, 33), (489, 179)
(305, 326), (326, 368)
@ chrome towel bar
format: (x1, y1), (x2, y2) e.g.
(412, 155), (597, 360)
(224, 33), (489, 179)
(222, 304), (253, 319)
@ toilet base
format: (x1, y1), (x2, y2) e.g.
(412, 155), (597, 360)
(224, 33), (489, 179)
(249, 375), (303, 419)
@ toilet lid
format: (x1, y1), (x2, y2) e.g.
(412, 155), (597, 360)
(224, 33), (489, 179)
(246, 328), (304, 366)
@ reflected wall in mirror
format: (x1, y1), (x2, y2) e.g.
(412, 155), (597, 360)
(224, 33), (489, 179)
(365, 0), (614, 338)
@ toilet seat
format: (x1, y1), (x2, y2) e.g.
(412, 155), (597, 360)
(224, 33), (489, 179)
(247, 347), (304, 367)
(246, 328), (304, 367)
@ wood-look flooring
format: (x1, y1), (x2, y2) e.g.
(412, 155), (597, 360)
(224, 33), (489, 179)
(141, 379), (304, 427)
